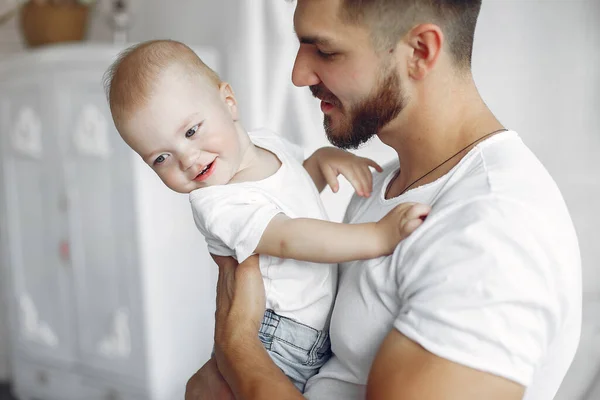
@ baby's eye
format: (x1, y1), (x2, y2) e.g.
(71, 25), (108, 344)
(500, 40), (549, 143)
(185, 124), (199, 138)
(154, 154), (169, 165)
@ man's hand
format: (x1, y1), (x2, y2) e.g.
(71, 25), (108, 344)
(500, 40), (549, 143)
(185, 255), (264, 400)
(212, 255), (265, 353)
(206, 255), (303, 399)
(185, 357), (234, 400)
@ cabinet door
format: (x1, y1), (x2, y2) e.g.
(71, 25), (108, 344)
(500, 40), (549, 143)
(0, 83), (76, 364)
(61, 83), (145, 383)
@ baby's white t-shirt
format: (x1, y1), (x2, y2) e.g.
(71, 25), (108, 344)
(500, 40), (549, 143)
(304, 131), (581, 400)
(189, 129), (337, 330)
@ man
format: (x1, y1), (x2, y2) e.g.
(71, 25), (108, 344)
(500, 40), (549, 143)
(187, 0), (582, 399)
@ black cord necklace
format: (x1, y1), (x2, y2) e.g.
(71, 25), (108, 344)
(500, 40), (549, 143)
(385, 128), (508, 199)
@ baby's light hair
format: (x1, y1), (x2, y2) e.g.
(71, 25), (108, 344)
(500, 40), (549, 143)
(103, 39), (221, 125)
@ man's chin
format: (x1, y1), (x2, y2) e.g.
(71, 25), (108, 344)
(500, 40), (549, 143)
(325, 129), (358, 149)
(323, 117), (346, 146)
(325, 124), (377, 150)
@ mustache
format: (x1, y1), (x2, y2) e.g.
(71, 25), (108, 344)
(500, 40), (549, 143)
(310, 85), (341, 107)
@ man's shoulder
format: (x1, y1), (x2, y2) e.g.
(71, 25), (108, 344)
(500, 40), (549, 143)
(396, 131), (580, 282)
(432, 131), (566, 216)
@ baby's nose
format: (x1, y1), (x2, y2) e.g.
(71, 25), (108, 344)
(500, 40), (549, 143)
(180, 150), (199, 171)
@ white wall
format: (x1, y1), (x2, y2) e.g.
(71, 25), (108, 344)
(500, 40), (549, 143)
(471, 2), (600, 399)
(0, 279), (8, 381)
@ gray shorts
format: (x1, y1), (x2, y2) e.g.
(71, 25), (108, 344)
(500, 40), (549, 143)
(259, 309), (331, 393)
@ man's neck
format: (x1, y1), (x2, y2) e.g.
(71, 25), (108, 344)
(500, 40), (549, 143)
(380, 78), (504, 198)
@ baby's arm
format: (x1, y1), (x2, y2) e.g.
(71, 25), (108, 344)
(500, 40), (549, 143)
(255, 203), (430, 263)
(303, 147), (382, 197)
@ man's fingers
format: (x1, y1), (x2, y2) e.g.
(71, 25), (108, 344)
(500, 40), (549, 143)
(232, 255), (266, 324)
(212, 255), (265, 335)
(212, 255), (241, 330)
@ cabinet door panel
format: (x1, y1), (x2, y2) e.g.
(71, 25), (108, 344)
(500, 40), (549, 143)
(62, 85), (145, 382)
(0, 84), (75, 364)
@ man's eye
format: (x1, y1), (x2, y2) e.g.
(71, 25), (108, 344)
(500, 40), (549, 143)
(185, 124), (199, 138)
(317, 49), (336, 59)
(154, 154), (169, 165)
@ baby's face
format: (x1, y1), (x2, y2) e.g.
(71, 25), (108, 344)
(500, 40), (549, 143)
(119, 66), (244, 193)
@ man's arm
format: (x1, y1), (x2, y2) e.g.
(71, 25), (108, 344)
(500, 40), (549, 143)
(185, 357), (234, 400)
(365, 199), (561, 400)
(255, 204), (429, 263)
(210, 255), (304, 400)
(367, 329), (526, 400)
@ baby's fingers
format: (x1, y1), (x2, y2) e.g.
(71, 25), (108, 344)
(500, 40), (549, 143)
(356, 165), (374, 197)
(402, 218), (425, 235)
(396, 204), (430, 240)
(323, 164), (340, 193)
(341, 168), (368, 197)
(405, 204), (431, 221)
(363, 157), (383, 173)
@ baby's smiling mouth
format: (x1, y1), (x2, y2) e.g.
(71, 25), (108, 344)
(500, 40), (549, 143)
(194, 160), (215, 181)
(199, 163), (212, 175)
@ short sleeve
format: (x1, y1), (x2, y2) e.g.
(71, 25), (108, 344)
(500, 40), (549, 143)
(278, 135), (307, 164)
(190, 189), (283, 262)
(393, 198), (561, 386)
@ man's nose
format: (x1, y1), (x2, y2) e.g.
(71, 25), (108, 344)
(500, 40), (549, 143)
(291, 46), (321, 87)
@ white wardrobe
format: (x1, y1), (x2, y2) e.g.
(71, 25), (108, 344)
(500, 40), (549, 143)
(0, 44), (218, 400)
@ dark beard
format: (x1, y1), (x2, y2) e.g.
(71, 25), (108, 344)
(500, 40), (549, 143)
(311, 71), (406, 149)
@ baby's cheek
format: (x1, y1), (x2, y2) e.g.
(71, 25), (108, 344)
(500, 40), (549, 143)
(160, 169), (182, 191)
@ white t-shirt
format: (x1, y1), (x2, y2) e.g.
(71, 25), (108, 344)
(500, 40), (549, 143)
(190, 129), (337, 330)
(304, 131), (581, 400)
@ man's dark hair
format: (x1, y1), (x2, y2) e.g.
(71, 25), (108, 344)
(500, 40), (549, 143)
(339, 0), (483, 69)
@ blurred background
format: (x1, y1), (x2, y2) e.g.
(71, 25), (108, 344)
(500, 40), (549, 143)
(0, 0), (598, 399)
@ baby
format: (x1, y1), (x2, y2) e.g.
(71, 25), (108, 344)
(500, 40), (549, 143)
(104, 40), (430, 392)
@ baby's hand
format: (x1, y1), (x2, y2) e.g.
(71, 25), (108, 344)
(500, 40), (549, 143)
(376, 203), (431, 254)
(315, 147), (383, 197)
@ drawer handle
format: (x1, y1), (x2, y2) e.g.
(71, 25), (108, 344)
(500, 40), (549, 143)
(59, 241), (70, 263)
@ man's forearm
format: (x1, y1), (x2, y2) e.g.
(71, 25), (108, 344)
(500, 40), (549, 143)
(215, 331), (303, 400)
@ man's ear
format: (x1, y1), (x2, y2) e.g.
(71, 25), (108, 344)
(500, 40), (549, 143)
(219, 82), (239, 121)
(405, 23), (444, 80)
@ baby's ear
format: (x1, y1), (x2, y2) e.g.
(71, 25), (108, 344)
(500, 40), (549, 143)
(219, 82), (239, 121)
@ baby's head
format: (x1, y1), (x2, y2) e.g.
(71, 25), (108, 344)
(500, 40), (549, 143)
(104, 40), (249, 194)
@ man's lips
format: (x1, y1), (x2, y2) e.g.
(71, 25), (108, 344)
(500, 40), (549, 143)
(320, 100), (335, 113)
(311, 85), (340, 109)
(193, 160), (216, 182)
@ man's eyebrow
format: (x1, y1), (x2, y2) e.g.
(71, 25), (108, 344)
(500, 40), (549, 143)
(296, 34), (336, 47)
